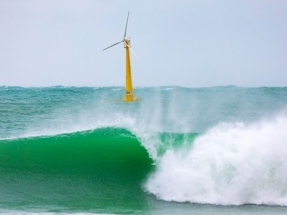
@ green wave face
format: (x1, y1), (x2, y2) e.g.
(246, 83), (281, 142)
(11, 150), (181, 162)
(0, 128), (153, 212)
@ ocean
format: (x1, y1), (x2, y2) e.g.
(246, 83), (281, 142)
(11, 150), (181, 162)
(0, 86), (287, 214)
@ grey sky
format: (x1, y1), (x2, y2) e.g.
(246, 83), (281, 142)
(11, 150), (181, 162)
(0, 0), (286, 87)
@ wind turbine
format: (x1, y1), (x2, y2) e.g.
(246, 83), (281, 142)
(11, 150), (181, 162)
(103, 12), (140, 102)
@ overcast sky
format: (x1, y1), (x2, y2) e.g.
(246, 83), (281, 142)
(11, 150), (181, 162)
(0, 0), (286, 87)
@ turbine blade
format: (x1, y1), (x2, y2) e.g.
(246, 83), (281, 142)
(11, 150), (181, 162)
(123, 11), (129, 39)
(103, 41), (123, 51)
(126, 43), (140, 60)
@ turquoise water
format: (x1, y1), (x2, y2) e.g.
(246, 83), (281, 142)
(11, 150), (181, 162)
(0, 86), (287, 214)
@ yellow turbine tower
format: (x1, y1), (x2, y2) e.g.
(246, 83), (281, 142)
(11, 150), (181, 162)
(103, 12), (140, 102)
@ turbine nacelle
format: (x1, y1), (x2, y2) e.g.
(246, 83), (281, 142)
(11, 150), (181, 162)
(103, 12), (138, 59)
(123, 39), (131, 48)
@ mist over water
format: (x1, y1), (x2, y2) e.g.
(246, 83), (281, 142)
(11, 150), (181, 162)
(2, 86), (286, 137)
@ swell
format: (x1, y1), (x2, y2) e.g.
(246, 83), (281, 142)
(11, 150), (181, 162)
(0, 127), (153, 211)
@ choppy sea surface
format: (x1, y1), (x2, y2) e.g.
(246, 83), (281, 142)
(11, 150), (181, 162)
(0, 86), (287, 214)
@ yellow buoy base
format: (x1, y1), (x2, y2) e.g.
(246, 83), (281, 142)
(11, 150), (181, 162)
(122, 92), (141, 102)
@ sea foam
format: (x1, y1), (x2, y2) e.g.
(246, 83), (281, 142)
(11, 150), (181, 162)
(145, 114), (287, 206)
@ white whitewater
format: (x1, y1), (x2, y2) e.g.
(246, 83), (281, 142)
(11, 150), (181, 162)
(145, 114), (287, 206)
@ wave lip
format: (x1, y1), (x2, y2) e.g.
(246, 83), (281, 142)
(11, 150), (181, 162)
(145, 116), (287, 206)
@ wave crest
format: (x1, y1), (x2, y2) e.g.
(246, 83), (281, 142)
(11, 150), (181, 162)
(145, 115), (287, 206)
